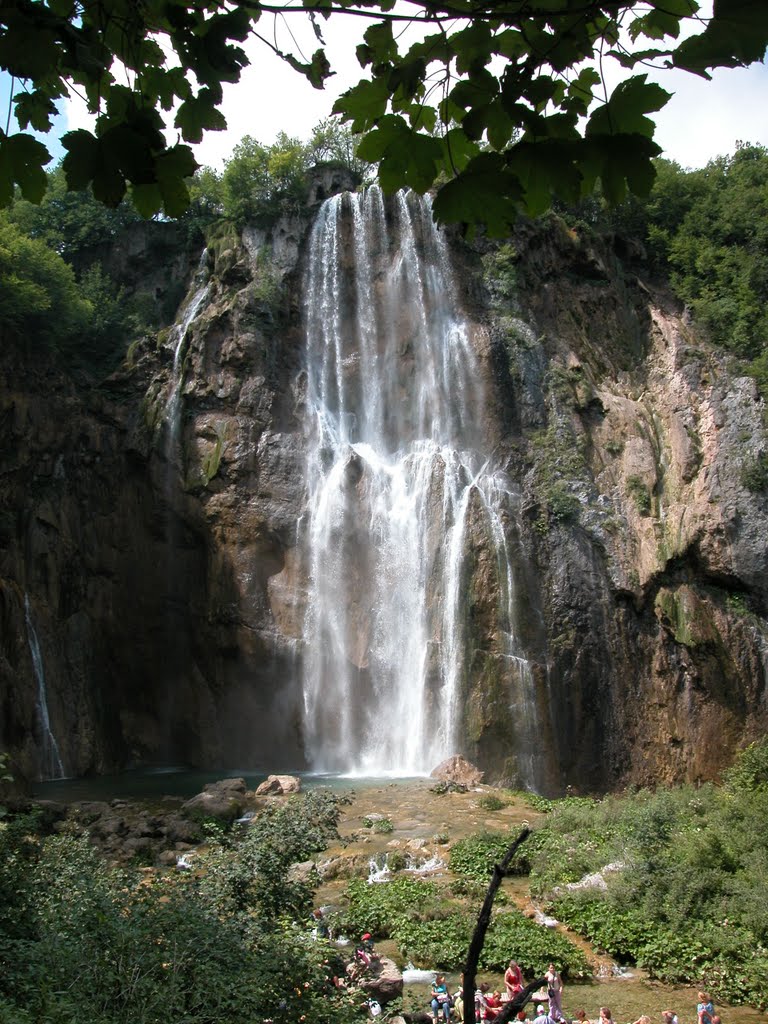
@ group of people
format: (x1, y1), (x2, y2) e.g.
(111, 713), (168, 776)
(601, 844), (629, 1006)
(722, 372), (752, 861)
(429, 961), (564, 1024)
(428, 963), (719, 1024)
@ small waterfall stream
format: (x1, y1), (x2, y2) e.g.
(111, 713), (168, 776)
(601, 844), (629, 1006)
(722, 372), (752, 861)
(300, 188), (540, 781)
(24, 595), (65, 781)
(165, 250), (210, 469)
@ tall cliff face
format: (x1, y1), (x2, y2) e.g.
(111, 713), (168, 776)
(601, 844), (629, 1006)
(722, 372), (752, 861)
(2, 184), (767, 792)
(486, 219), (768, 790)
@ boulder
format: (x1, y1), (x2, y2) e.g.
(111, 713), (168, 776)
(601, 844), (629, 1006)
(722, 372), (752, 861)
(255, 774), (301, 795)
(360, 957), (403, 1005)
(181, 777), (248, 822)
(430, 755), (484, 787)
(287, 859), (317, 884)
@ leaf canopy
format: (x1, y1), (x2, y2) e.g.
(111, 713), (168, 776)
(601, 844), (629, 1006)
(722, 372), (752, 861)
(0, 0), (766, 231)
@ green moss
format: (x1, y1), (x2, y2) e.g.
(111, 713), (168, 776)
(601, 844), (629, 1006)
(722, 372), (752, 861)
(604, 437), (624, 456)
(741, 451), (768, 491)
(205, 219), (240, 261)
(655, 585), (720, 649)
(482, 242), (518, 302)
(200, 434), (223, 485)
(626, 473), (652, 515)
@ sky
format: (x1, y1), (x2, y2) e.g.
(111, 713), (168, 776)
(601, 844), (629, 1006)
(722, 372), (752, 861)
(5, 4), (768, 174)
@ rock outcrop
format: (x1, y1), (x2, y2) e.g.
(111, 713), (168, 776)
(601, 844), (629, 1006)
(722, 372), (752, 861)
(430, 756), (485, 787)
(255, 773), (301, 795)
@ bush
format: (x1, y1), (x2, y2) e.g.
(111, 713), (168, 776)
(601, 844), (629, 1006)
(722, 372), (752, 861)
(478, 794), (508, 812)
(530, 784), (768, 1007)
(450, 832), (521, 881)
(722, 738), (768, 792)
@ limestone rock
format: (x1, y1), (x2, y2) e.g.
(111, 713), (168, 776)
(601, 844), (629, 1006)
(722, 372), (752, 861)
(287, 859), (317, 884)
(430, 756), (484, 787)
(181, 778), (248, 822)
(255, 774), (301, 795)
(359, 957), (403, 1005)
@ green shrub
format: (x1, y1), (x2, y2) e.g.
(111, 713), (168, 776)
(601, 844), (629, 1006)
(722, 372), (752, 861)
(741, 452), (768, 492)
(478, 793), (508, 811)
(450, 832), (528, 881)
(626, 474), (652, 515)
(362, 815), (394, 833)
(722, 738), (768, 792)
(339, 877), (442, 938)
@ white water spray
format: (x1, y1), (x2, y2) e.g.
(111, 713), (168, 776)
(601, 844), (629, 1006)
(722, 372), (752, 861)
(301, 188), (540, 781)
(24, 594), (65, 780)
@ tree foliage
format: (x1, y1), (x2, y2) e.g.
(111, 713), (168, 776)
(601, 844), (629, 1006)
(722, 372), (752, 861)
(562, 143), (768, 385)
(1, 1), (767, 231)
(0, 792), (360, 1024)
(0, 212), (91, 346)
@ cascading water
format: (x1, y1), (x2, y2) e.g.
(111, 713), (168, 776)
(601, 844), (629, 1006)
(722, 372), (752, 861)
(300, 188), (541, 781)
(165, 250), (210, 468)
(24, 594), (65, 781)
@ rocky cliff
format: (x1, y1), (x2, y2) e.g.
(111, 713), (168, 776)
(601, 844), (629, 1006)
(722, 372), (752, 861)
(2, 176), (767, 792)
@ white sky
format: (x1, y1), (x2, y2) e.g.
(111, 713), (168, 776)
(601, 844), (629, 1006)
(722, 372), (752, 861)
(28, 3), (768, 172)
(193, 13), (768, 172)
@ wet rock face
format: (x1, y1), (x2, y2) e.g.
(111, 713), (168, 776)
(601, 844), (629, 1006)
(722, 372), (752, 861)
(3, 200), (768, 793)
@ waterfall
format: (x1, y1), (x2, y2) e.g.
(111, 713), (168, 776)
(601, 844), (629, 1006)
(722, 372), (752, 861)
(24, 595), (65, 781)
(300, 188), (540, 781)
(166, 250), (210, 467)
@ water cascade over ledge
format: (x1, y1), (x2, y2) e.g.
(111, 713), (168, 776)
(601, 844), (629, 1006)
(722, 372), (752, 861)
(25, 594), (65, 781)
(300, 188), (543, 783)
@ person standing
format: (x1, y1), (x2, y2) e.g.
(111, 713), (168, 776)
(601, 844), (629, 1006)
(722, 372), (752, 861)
(505, 960), (524, 1000)
(546, 964), (565, 1022)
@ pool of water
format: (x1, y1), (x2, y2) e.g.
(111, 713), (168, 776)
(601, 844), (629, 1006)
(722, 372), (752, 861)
(32, 767), (424, 803)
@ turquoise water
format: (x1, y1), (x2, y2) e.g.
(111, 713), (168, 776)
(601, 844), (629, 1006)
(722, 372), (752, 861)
(32, 767), (421, 803)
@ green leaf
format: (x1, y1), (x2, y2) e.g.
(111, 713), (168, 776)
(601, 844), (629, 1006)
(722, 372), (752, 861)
(358, 116), (441, 193)
(586, 75), (671, 138)
(156, 144), (199, 184)
(565, 67), (601, 116)
(131, 183), (163, 219)
(61, 130), (100, 191)
(450, 70), (499, 111)
(0, 27), (60, 80)
(506, 140), (583, 216)
(355, 115), (407, 162)
(175, 90), (228, 143)
(281, 46), (332, 89)
(432, 153), (521, 236)
(629, 8), (684, 42)
(334, 77), (391, 130)
(582, 133), (662, 205)
(360, 21), (397, 66)
(158, 175), (191, 218)
(0, 133), (51, 204)
(451, 22), (494, 75)
(439, 129), (481, 176)
(13, 90), (58, 133)
(673, 0), (768, 71)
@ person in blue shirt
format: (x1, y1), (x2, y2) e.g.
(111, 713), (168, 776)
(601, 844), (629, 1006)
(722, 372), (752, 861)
(431, 974), (452, 1022)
